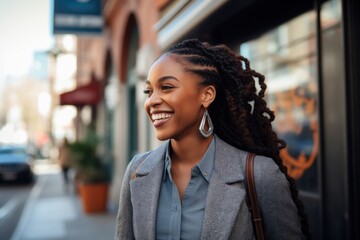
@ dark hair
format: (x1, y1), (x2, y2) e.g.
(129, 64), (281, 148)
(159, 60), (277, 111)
(166, 39), (311, 239)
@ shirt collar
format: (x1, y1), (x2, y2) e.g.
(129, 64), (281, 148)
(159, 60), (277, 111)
(163, 137), (216, 182)
(163, 150), (172, 182)
(197, 138), (215, 182)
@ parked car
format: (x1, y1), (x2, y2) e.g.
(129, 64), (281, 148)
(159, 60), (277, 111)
(0, 145), (35, 184)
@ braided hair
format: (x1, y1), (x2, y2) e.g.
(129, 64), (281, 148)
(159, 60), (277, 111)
(166, 39), (311, 239)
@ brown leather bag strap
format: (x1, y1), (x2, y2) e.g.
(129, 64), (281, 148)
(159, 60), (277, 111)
(246, 153), (265, 240)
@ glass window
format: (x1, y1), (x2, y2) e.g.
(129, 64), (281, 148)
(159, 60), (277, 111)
(241, 11), (319, 193)
(240, 2), (342, 238)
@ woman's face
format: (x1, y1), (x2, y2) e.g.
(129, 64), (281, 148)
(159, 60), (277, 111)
(144, 53), (208, 141)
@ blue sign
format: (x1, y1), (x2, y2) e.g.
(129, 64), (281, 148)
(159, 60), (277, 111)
(53, 0), (103, 35)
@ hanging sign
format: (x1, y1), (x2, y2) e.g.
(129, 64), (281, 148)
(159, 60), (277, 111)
(53, 0), (103, 35)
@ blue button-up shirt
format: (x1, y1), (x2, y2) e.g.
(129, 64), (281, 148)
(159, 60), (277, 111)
(156, 138), (215, 240)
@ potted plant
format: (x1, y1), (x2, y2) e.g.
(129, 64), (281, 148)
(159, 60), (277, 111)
(68, 130), (109, 213)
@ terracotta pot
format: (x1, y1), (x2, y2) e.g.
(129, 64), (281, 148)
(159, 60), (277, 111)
(79, 183), (109, 213)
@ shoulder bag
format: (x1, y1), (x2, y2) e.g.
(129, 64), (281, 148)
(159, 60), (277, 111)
(246, 153), (265, 240)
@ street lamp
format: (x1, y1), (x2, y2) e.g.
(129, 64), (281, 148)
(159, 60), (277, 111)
(45, 46), (64, 161)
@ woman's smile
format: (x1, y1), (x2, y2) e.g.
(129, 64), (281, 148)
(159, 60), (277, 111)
(151, 112), (173, 127)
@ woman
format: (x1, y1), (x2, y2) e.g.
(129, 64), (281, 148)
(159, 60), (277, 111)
(115, 39), (311, 239)
(58, 137), (71, 185)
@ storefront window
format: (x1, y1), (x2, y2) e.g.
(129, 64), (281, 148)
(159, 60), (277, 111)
(240, 1), (342, 238)
(240, 11), (318, 192)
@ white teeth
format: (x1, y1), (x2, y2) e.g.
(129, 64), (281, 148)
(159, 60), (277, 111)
(152, 113), (172, 120)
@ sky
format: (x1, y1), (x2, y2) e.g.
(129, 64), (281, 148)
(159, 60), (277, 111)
(0, 0), (53, 81)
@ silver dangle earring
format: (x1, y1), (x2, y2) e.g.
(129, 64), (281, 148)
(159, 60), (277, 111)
(199, 109), (213, 138)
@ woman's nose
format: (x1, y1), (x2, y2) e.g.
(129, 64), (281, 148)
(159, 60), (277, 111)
(145, 91), (162, 107)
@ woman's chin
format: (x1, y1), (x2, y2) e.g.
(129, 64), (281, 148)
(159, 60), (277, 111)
(155, 132), (171, 141)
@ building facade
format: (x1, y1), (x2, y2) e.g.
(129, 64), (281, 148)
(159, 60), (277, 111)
(76, 0), (359, 239)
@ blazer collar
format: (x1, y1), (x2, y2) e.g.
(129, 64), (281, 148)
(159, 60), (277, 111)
(201, 136), (248, 239)
(212, 136), (246, 183)
(130, 142), (167, 239)
(135, 140), (169, 176)
(134, 135), (246, 179)
(130, 136), (248, 239)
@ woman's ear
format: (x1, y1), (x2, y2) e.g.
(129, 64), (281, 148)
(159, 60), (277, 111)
(201, 85), (216, 108)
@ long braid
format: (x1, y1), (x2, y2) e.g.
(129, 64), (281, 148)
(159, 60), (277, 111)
(167, 39), (311, 239)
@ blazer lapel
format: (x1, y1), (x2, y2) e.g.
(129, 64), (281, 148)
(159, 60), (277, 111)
(130, 142), (168, 240)
(201, 137), (248, 239)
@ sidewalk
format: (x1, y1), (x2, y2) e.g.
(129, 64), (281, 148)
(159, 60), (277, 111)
(11, 161), (117, 240)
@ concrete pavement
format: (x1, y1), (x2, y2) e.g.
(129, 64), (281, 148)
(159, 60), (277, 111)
(11, 161), (117, 240)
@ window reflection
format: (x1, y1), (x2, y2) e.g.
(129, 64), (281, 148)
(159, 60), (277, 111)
(241, 1), (342, 237)
(241, 11), (319, 191)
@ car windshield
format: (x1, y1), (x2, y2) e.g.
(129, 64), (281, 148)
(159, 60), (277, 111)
(0, 147), (27, 155)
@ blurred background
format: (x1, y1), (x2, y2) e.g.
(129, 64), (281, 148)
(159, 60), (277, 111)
(0, 0), (359, 239)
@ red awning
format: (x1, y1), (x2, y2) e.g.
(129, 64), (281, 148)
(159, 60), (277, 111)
(59, 81), (103, 106)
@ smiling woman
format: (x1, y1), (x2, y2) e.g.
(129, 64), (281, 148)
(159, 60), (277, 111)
(115, 39), (311, 240)
(143, 57), (215, 142)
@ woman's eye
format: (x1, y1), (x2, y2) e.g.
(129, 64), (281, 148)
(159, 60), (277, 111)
(161, 85), (173, 90)
(143, 89), (152, 95)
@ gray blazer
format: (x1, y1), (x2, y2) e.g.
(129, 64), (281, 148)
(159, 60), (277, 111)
(115, 136), (304, 240)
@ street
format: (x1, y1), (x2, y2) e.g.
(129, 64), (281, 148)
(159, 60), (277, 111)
(0, 181), (33, 240)
(0, 160), (117, 240)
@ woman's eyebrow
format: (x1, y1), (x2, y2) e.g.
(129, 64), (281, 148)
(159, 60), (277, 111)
(146, 76), (179, 84)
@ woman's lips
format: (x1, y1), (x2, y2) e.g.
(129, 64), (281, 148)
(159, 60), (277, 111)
(151, 113), (173, 128)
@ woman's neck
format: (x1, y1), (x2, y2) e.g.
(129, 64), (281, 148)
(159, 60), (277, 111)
(170, 135), (213, 166)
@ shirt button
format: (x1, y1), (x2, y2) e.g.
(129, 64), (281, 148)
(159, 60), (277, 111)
(204, 171), (209, 176)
